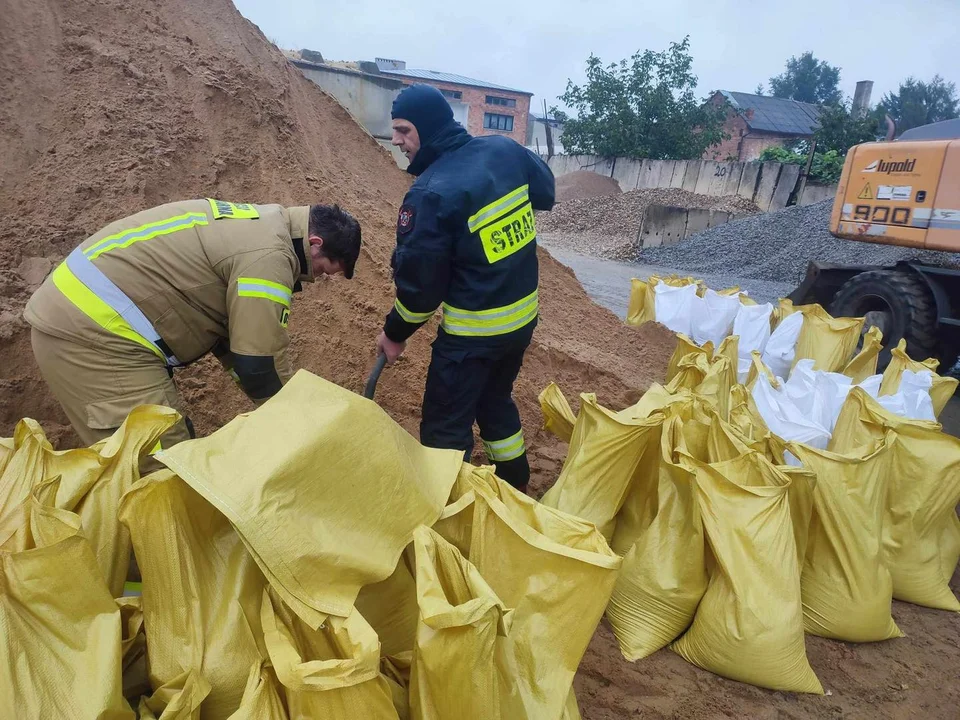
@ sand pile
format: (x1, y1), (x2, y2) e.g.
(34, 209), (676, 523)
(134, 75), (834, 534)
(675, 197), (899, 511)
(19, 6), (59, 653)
(1, 1), (957, 717)
(0, 0), (672, 476)
(555, 170), (623, 203)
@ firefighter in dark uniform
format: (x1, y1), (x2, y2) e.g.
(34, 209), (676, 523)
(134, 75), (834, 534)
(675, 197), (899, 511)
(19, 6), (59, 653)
(376, 84), (556, 492)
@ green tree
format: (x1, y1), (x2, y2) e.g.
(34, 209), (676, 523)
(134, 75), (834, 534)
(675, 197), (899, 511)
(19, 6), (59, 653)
(769, 51), (842, 105)
(880, 75), (959, 133)
(558, 37), (728, 159)
(814, 104), (880, 154)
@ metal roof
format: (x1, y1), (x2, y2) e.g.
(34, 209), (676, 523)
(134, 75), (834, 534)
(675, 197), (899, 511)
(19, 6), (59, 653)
(380, 67), (531, 95)
(720, 91), (822, 136)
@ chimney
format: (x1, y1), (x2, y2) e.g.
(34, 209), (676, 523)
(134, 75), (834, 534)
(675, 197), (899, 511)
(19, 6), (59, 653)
(852, 81), (874, 118)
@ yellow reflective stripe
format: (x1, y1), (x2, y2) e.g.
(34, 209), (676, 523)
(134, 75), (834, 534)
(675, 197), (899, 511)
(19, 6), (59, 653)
(483, 430), (525, 462)
(51, 263), (165, 360)
(85, 213), (209, 259)
(394, 298), (435, 324)
(467, 184), (530, 233)
(441, 289), (538, 337)
(237, 278), (292, 307)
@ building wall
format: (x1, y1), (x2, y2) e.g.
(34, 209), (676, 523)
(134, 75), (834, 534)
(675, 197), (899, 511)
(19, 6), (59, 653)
(704, 92), (812, 162)
(293, 61), (404, 140)
(739, 134), (795, 162)
(527, 118), (565, 155)
(389, 77), (531, 145)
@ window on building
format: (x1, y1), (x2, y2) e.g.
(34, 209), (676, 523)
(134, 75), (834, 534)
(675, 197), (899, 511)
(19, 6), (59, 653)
(440, 89), (462, 100)
(483, 113), (514, 132)
(486, 95), (517, 108)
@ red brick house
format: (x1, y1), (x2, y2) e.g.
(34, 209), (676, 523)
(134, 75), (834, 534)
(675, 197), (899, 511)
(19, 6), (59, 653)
(374, 58), (532, 146)
(705, 90), (822, 161)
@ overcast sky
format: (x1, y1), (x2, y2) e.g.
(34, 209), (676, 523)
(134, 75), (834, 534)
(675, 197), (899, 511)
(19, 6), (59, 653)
(235, 0), (959, 114)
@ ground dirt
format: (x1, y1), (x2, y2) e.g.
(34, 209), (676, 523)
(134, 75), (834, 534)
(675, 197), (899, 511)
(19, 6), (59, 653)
(1, 0), (958, 717)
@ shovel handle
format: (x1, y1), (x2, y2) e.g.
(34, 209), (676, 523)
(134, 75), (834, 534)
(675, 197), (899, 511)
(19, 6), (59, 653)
(364, 353), (389, 400)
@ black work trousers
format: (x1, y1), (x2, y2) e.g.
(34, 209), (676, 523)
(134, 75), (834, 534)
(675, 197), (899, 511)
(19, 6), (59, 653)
(420, 333), (531, 489)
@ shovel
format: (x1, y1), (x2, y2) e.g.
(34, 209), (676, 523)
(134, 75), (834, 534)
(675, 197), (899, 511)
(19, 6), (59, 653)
(363, 353), (389, 401)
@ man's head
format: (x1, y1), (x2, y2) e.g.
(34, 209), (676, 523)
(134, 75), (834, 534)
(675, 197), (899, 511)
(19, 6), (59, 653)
(391, 84), (454, 162)
(307, 204), (361, 279)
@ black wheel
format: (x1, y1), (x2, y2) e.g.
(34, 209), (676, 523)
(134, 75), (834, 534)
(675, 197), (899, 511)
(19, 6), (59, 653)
(829, 270), (938, 370)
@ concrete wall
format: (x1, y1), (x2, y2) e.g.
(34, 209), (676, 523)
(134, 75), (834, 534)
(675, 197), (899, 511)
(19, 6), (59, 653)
(639, 205), (736, 248)
(294, 60), (403, 140)
(545, 155), (838, 212)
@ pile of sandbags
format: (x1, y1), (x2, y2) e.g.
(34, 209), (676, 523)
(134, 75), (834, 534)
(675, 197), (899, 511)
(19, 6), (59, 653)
(1, 371), (620, 719)
(533, 276), (960, 694)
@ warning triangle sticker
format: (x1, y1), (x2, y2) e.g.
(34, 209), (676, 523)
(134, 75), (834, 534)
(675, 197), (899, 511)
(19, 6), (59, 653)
(858, 183), (873, 200)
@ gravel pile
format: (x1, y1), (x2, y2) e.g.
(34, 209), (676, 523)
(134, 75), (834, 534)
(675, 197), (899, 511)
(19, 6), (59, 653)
(555, 171), (623, 203)
(637, 199), (960, 285)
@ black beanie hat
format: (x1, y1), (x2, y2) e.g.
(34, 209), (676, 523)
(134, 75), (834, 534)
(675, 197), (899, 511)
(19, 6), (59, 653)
(391, 84), (454, 144)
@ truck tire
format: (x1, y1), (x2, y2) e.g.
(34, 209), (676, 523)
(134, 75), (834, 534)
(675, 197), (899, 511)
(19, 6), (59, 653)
(830, 269), (938, 369)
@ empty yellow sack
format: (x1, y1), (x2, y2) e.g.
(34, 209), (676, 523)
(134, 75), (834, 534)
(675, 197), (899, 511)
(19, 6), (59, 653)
(781, 299), (864, 373)
(606, 414), (707, 660)
(260, 587), (399, 719)
(788, 437), (903, 642)
(409, 526), (512, 720)
(541, 393), (661, 541)
(118, 470), (267, 720)
(158, 370), (461, 626)
(446, 467), (621, 719)
(842, 326), (883, 383)
(227, 663), (289, 720)
(0, 497), (134, 719)
(0, 406), (178, 596)
(672, 452), (823, 694)
(880, 339), (958, 417)
(538, 382), (577, 443)
(138, 670), (211, 720)
(832, 388), (960, 611)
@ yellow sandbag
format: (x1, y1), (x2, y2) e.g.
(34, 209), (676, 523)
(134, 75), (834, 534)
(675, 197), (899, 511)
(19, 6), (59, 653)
(666, 334), (710, 381)
(880, 339), (958, 417)
(0, 406), (178, 595)
(464, 467), (621, 719)
(606, 415), (707, 660)
(665, 351), (710, 391)
(0, 497), (134, 719)
(538, 382), (577, 443)
(782, 300), (865, 373)
(617, 382), (690, 422)
(626, 275), (698, 326)
(0, 436), (14, 476)
(139, 670), (211, 720)
(227, 663), (289, 720)
(409, 526), (511, 720)
(672, 452), (823, 694)
(788, 437), (903, 642)
(694, 354), (734, 420)
(942, 513), (960, 584)
(832, 388), (960, 611)
(158, 370), (461, 627)
(843, 326), (883, 383)
(260, 587), (399, 719)
(541, 394), (661, 541)
(118, 470), (267, 720)
(716, 335), (739, 373)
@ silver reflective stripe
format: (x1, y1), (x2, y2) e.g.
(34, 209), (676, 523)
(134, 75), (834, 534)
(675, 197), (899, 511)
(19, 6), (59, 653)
(65, 248), (180, 366)
(483, 430), (525, 461)
(467, 185), (530, 232)
(236, 280), (292, 306)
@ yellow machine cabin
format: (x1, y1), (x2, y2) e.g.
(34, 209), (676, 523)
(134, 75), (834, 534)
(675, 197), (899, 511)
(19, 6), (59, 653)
(831, 138), (960, 251)
(790, 119), (960, 368)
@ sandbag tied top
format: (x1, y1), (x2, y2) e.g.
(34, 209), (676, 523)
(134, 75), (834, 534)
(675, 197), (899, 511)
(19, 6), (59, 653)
(158, 370), (462, 626)
(672, 451), (824, 695)
(832, 387), (960, 612)
(542, 393), (662, 542)
(788, 435), (904, 642)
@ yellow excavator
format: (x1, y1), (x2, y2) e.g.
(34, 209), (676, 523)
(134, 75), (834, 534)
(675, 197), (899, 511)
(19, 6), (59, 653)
(789, 118), (960, 367)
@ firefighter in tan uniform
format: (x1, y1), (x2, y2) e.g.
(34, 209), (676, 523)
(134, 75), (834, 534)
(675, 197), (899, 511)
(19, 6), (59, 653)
(24, 198), (362, 449)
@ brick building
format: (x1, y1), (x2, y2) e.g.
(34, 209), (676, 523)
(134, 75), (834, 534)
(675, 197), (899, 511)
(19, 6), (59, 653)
(705, 90), (822, 162)
(374, 59), (533, 145)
